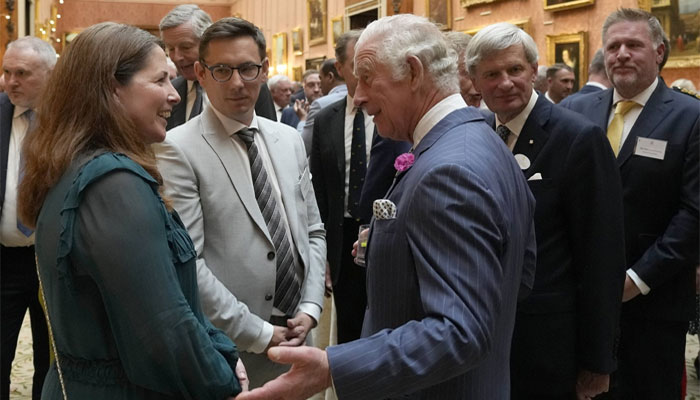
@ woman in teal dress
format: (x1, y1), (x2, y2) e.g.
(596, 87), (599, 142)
(17, 22), (245, 399)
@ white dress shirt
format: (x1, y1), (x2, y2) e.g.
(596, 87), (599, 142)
(209, 105), (321, 352)
(496, 90), (539, 151)
(412, 93), (467, 149)
(609, 79), (659, 295)
(343, 94), (374, 218)
(0, 106), (35, 247)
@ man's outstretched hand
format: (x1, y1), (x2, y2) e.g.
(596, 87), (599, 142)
(235, 346), (332, 400)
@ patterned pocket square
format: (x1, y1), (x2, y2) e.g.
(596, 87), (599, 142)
(373, 199), (397, 220)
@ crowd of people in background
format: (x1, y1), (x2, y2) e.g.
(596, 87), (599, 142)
(0, 4), (698, 400)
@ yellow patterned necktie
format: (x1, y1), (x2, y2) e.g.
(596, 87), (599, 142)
(607, 100), (638, 156)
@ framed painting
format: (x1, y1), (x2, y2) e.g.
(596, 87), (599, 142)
(652, 0), (700, 68)
(544, 0), (594, 12)
(546, 32), (587, 92)
(464, 19), (530, 36)
(292, 66), (303, 82)
(292, 27), (303, 55)
(426, 0), (451, 30)
(272, 32), (288, 75)
(331, 16), (344, 47)
(305, 56), (326, 71)
(307, 0), (327, 46)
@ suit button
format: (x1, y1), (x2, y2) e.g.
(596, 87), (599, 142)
(267, 251), (275, 260)
(265, 293), (273, 301)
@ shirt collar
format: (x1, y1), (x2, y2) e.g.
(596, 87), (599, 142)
(612, 78), (658, 107)
(544, 91), (555, 103)
(412, 93), (467, 149)
(345, 93), (355, 115)
(497, 89), (538, 136)
(12, 105), (29, 119)
(209, 104), (259, 135)
(329, 83), (348, 96)
(585, 81), (608, 90)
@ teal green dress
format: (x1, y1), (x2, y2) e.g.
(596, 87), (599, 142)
(35, 152), (241, 399)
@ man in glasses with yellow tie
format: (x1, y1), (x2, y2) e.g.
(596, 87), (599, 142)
(563, 8), (699, 400)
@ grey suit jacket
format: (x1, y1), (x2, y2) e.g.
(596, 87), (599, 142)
(155, 107), (326, 385)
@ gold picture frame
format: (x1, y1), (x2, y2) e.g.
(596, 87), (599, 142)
(544, 0), (594, 12)
(331, 16), (344, 47)
(461, 0), (503, 7)
(292, 66), (303, 82)
(546, 32), (588, 92)
(464, 19), (530, 36)
(652, 1), (700, 69)
(426, 0), (451, 30)
(292, 27), (303, 56)
(272, 32), (288, 75)
(307, 0), (327, 46)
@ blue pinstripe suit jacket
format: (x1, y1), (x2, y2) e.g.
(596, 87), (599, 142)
(326, 107), (537, 399)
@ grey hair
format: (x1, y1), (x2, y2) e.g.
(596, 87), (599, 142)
(7, 37), (57, 69)
(159, 4), (212, 40)
(267, 74), (291, 90)
(335, 30), (362, 64)
(589, 48), (605, 75)
(444, 31), (472, 55)
(355, 14), (458, 94)
(602, 8), (664, 48)
(465, 23), (538, 76)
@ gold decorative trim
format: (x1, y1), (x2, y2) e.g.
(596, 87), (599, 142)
(461, 0), (500, 8)
(544, 0), (594, 12)
(546, 32), (588, 90)
(665, 55), (700, 69)
(463, 18), (530, 36)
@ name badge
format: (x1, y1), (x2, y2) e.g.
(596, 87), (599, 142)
(634, 137), (667, 160)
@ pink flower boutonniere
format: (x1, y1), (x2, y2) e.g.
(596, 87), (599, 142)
(394, 152), (415, 172)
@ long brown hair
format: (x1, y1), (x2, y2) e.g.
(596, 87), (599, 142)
(18, 22), (166, 227)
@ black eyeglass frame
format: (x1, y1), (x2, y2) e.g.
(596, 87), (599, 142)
(199, 61), (263, 82)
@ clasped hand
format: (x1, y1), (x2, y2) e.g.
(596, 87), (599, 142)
(268, 312), (315, 350)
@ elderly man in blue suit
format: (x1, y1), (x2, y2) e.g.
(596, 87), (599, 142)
(562, 9), (699, 399)
(238, 14), (536, 400)
(467, 22), (626, 400)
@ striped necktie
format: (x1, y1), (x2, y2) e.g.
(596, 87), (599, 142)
(237, 127), (301, 316)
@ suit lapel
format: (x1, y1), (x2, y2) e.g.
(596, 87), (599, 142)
(617, 81), (670, 167)
(513, 98), (551, 177)
(259, 119), (302, 248)
(200, 108), (271, 242)
(167, 77), (189, 130)
(0, 95), (14, 209)
(330, 99), (347, 178)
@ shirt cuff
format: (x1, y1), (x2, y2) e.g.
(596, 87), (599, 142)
(248, 321), (274, 354)
(626, 269), (651, 295)
(298, 301), (322, 326)
(296, 121), (305, 132)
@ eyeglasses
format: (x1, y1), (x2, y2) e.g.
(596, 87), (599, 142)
(199, 61), (262, 82)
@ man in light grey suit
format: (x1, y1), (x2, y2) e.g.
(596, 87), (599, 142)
(238, 14), (536, 400)
(155, 17), (326, 389)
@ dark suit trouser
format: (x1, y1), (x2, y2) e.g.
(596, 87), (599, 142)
(332, 219), (367, 344)
(598, 314), (686, 400)
(1, 245), (49, 400)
